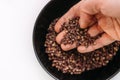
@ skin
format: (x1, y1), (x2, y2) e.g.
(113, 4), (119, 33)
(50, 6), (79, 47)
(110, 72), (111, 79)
(55, 0), (120, 53)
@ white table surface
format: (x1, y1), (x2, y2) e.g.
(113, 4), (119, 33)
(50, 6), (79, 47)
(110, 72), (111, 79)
(0, 0), (119, 80)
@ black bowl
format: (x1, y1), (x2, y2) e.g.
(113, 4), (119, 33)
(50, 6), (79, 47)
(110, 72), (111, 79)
(33, 0), (120, 80)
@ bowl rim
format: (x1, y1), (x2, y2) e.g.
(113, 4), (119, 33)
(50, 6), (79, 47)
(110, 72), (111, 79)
(32, 0), (120, 80)
(32, 0), (59, 80)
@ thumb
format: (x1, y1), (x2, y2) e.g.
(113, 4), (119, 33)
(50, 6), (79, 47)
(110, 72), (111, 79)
(79, 12), (92, 28)
(80, 12), (96, 28)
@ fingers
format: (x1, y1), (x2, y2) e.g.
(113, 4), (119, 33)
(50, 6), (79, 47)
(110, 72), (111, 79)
(99, 16), (119, 40)
(77, 33), (115, 53)
(56, 30), (67, 44)
(79, 12), (93, 28)
(61, 42), (76, 51)
(88, 24), (103, 37)
(55, 1), (81, 51)
(54, 14), (72, 33)
(54, 5), (80, 33)
(56, 30), (77, 51)
(56, 24), (103, 51)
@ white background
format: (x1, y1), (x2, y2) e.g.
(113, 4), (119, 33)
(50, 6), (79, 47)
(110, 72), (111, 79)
(0, 0), (120, 80)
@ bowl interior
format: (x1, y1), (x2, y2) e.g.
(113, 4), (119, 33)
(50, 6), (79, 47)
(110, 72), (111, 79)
(33, 0), (120, 80)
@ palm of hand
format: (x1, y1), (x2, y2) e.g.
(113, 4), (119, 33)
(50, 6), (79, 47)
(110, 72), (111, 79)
(54, 1), (120, 53)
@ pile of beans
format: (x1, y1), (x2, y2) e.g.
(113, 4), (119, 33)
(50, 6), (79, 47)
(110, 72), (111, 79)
(44, 17), (120, 74)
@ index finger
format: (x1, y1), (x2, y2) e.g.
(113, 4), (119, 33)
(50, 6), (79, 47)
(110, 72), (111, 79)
(54, 2), (81, 33)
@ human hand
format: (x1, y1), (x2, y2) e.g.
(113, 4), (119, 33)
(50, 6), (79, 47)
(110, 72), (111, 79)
(54, 0), (120, 53)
